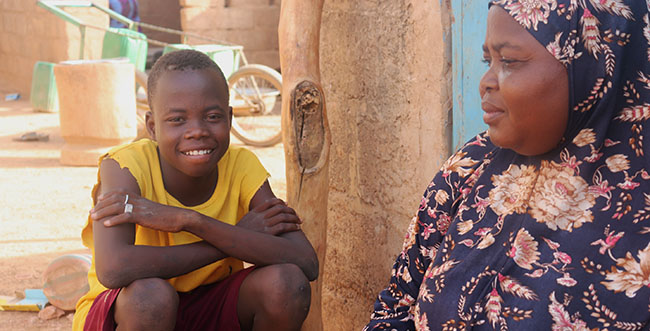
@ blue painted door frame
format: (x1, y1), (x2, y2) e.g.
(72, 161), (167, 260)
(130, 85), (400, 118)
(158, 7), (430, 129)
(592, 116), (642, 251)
(451, 0), (490, 151)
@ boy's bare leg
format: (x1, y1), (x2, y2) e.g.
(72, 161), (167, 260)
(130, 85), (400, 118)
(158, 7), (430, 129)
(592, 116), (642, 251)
(237, 264), (311, 331)
(114, 278), (179, 331)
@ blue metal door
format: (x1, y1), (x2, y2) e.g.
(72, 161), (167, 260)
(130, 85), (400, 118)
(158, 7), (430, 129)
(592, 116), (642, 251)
(451, 0), (490, 151)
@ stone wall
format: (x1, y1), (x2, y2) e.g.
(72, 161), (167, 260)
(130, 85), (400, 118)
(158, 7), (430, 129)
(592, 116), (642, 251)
(179, 0), (281, 70)
(319, 0), (452, 329)
(0, 0), (108, 96)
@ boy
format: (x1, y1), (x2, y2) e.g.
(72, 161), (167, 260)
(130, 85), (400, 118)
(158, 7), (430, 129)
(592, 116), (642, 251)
(73, 50), (318, 331)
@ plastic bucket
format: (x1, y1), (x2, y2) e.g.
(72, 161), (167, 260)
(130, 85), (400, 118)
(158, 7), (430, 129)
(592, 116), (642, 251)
(102, 28), (148, 71)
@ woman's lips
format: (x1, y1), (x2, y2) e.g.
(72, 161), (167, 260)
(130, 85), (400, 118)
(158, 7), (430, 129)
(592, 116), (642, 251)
(481, 102), (504, 125)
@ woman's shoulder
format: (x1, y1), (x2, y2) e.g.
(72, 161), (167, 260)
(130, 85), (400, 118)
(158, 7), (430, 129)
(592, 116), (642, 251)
(440, 132), (497, 176)
(423, 131), (500, 204)
(458, 131), (496, 155)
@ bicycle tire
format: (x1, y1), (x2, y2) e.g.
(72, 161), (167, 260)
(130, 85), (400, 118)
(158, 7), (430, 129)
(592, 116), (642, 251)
(228, 64), (283, 147)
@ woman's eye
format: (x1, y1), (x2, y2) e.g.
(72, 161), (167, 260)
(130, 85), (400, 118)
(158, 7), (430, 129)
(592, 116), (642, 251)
(481, 58), (491, 66)
(500, 58), (518, 67)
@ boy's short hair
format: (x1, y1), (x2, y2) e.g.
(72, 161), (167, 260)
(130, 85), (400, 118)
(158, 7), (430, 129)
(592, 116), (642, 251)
(147, 49), (228, 108)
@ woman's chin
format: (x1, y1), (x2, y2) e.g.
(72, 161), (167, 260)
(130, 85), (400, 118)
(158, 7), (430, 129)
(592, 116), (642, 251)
(487, 131), (523, 154)
(487, 129), (507, 148)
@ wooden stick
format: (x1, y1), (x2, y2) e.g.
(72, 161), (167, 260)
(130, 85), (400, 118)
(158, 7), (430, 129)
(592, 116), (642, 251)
(278, 1), (329, 330)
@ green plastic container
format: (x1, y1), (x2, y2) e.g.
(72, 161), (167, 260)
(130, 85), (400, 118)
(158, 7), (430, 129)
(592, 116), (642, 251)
(30, 61), (59, 113)
(102, 28), (148, 72)
(162, 44), (241, 79)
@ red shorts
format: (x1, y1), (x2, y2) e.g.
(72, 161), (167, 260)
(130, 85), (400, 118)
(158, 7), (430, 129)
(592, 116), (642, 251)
(83, 267), (255, 331)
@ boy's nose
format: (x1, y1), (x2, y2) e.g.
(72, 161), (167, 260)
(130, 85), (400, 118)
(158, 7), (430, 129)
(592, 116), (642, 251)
(184, 120), (210, 139)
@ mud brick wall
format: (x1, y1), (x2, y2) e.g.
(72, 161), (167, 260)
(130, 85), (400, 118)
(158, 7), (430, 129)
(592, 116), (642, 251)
(0, 0), (108, 96)
(138, 0), (182, 44)
(179, 0), (280, 71)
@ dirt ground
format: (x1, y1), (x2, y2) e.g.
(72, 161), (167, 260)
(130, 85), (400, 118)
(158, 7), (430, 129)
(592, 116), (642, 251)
(0, 93), (286, 330)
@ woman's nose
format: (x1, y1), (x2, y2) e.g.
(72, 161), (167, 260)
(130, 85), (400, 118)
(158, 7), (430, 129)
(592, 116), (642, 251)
(479, 66), (498, 96)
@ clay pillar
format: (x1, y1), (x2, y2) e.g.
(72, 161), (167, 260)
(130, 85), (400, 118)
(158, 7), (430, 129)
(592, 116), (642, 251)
(278, 1), (329, 330)
(55, 59), (137, 166)
(320, 0), (452, 329)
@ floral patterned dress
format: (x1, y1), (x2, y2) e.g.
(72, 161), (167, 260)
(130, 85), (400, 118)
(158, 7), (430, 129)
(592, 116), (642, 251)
(366, 1), (650, 330)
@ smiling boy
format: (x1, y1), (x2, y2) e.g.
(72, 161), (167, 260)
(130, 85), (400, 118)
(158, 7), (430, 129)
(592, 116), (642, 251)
(73, 50), (318, 331)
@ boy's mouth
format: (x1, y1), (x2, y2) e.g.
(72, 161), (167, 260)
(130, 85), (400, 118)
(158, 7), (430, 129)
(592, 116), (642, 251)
(182, 149), (214, 156)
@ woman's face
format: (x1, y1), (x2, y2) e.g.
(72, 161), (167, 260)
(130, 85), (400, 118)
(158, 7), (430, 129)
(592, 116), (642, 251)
(479, 5), (569, 156)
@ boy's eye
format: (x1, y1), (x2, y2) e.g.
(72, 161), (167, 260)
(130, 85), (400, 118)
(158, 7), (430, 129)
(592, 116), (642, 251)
(167, 117), (184, 123)
(207, 113), (222, 121)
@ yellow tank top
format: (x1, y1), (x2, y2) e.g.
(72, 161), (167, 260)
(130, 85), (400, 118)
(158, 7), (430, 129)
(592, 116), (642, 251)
(73, 139), (268, 330)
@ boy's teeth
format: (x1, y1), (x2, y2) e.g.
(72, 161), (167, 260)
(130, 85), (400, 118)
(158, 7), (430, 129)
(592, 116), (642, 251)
(184, 149), (211, 156)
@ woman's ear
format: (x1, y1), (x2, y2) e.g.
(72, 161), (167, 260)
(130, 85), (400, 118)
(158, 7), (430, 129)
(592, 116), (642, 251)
(145, 111), (156, 140)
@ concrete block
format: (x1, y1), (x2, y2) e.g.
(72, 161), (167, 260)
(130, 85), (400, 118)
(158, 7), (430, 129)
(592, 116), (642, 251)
(51, 38), (78, 60)
(3, 13), (17, 33)
(224, 28), (278, 51)
(252, 7), (280, 28)
(55, 60), (137, 165)
(212, 7), (256, 30)
(18, 39), (37, 58)
(11, 18), (27, 36)
(181, 30), (217, 45)
(12, 58), (35, 95)
(180, 0), (225, 7)
(139, 0), (182, 43)
(68, 6), (108, 28)
(180, 7), (224, 31)
(3, 0), (22, 11)
(5, 35), (21, 56)
(245, 49), (279, 69)
(28, 16), (45, 36)
(0, 34), (10, 53)
(45, 19), (68, 38)
(228, 0), (278, 8)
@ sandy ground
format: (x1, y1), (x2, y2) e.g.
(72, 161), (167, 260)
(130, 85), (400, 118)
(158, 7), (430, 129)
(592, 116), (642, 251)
(0, 95), (286, 330)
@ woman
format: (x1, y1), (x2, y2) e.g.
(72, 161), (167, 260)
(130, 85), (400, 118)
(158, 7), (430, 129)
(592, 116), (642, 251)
(366, 0), (650, 329)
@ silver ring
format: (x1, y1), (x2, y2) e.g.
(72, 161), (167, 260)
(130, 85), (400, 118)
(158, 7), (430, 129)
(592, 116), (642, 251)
(124, 194), (129, 204)
(124, 203), (133, 214)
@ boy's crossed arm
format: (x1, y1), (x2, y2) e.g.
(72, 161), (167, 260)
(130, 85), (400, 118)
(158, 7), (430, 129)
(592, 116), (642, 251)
(91, 158), (318, 289)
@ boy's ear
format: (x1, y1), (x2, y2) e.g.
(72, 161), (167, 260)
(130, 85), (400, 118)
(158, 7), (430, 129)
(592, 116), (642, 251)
(145, 111), (156, 140)
(228, 106), (233, 125)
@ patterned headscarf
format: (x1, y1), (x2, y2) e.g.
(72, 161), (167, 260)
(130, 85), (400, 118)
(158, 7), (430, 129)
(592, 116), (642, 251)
(366, 0), (650, 329)
(483, 0), (650, 224)
(494, 0), (650, 151)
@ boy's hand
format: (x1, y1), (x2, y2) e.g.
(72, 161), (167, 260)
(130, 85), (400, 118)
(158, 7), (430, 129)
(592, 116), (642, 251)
(90, 191), (187, 232)
(237, 198), (302, 235)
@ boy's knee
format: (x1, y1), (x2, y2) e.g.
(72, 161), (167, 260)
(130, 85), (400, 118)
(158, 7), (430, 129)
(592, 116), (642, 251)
(259, 264), (311, 317)
(116, 278), (179, 326)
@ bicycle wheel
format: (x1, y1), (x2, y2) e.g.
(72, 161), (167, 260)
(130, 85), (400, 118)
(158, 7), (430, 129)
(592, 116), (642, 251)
(228, 64), (283, 147)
